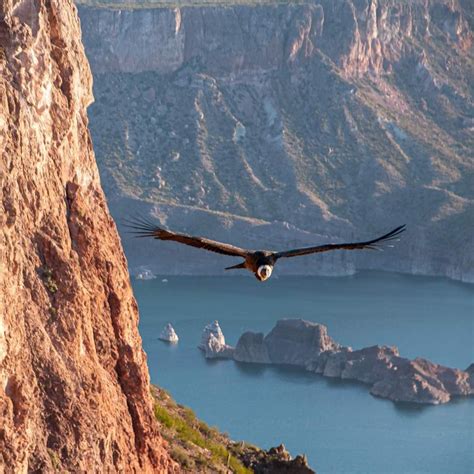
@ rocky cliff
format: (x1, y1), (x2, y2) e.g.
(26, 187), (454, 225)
(77, 0), (473, 282)
(0, 1), (174, 471)
(213, 319), (474, 405)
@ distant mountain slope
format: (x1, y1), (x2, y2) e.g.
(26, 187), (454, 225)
(78, 0), (474, 281)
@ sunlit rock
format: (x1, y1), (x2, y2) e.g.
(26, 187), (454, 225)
(199, 321), (234, 359)
(199, 320), (226, 350)
(203, 333), (235, 359)
(159, 323), (179, 343)
(231, 319), (474, 405)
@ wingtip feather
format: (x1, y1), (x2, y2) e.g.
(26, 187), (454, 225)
(122, 214), (162, 238)
(368, 224), (406, 249)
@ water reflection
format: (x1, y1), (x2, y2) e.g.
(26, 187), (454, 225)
(204, 357), (229, 367)
(392, 401), (429, 417)
(234, 361), (268, 377)
(323, 375), (371, 392)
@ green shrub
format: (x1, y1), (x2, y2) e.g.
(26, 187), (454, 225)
(170, 446), (194, 469)
(48, 449), (61, 471)
(182, 406), (197, 424)
(153, 401), (252, 473)
(40, 267), (59, 294)
(197, 420), (213, 437)
(154, 404), (176, 429)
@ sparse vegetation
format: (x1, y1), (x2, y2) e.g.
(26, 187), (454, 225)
(48, 449), (61, 471)
(40, 267), (59, 294)
(171, 445), (195, 468)
(152, 386), (253, 473)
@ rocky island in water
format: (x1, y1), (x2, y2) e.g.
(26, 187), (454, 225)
(198, 320), (235, 359)
(201, 319), (474, 405)
(159, 323), (179, 343)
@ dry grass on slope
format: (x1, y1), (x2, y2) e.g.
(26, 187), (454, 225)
(152, 386), (253, 473)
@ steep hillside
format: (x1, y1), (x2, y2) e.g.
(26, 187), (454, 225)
(0, 1), (174, 471)
(78, 1), (473, 281)
(151, 386), (314, 473)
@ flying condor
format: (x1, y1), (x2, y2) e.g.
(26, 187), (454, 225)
(126, 218), (406, 282)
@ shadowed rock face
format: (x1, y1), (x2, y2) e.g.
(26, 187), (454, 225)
(0, 1), (174, 471)
(234, 332), (271, 364)
(229, 319), (474, 404)
(78, 1), (473, 282)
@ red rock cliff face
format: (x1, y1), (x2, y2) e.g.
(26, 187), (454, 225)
(0, 1), (174, 471)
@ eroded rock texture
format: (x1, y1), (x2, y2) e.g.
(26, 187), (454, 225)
(231, 319), (474, 404)
(0, 1), (174, 471)
(78, 1), (474, 282)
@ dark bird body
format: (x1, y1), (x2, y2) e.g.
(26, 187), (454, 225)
(126, 218), (406, 282)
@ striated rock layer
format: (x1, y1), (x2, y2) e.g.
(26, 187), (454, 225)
(0, 1), (174, 471)
(230, 319), (474, 404)
(78, 1), (473, 282)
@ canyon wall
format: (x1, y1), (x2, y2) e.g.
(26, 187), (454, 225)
(78, 1), (473, 282)
(0, 1), (174, 471)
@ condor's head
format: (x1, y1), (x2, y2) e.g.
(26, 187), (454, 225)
(256, 265), (273, 282)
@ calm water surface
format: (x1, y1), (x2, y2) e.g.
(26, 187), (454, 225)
(134, 272), (474, 474)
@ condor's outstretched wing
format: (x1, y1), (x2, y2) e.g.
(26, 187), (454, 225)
(275, 225), (406, 259)
(125, 217), (250, 257)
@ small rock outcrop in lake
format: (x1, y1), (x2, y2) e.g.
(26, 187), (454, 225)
(198, 321), (234, 359)
(198, 320), (226, 350)
(159, 323), (179, 343)
(204, 334), (235, 359)
(135, 268), (157, 280)
(231, 319), (474, 405)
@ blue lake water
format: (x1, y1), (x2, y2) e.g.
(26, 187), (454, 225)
(134, 272), (474, 474)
